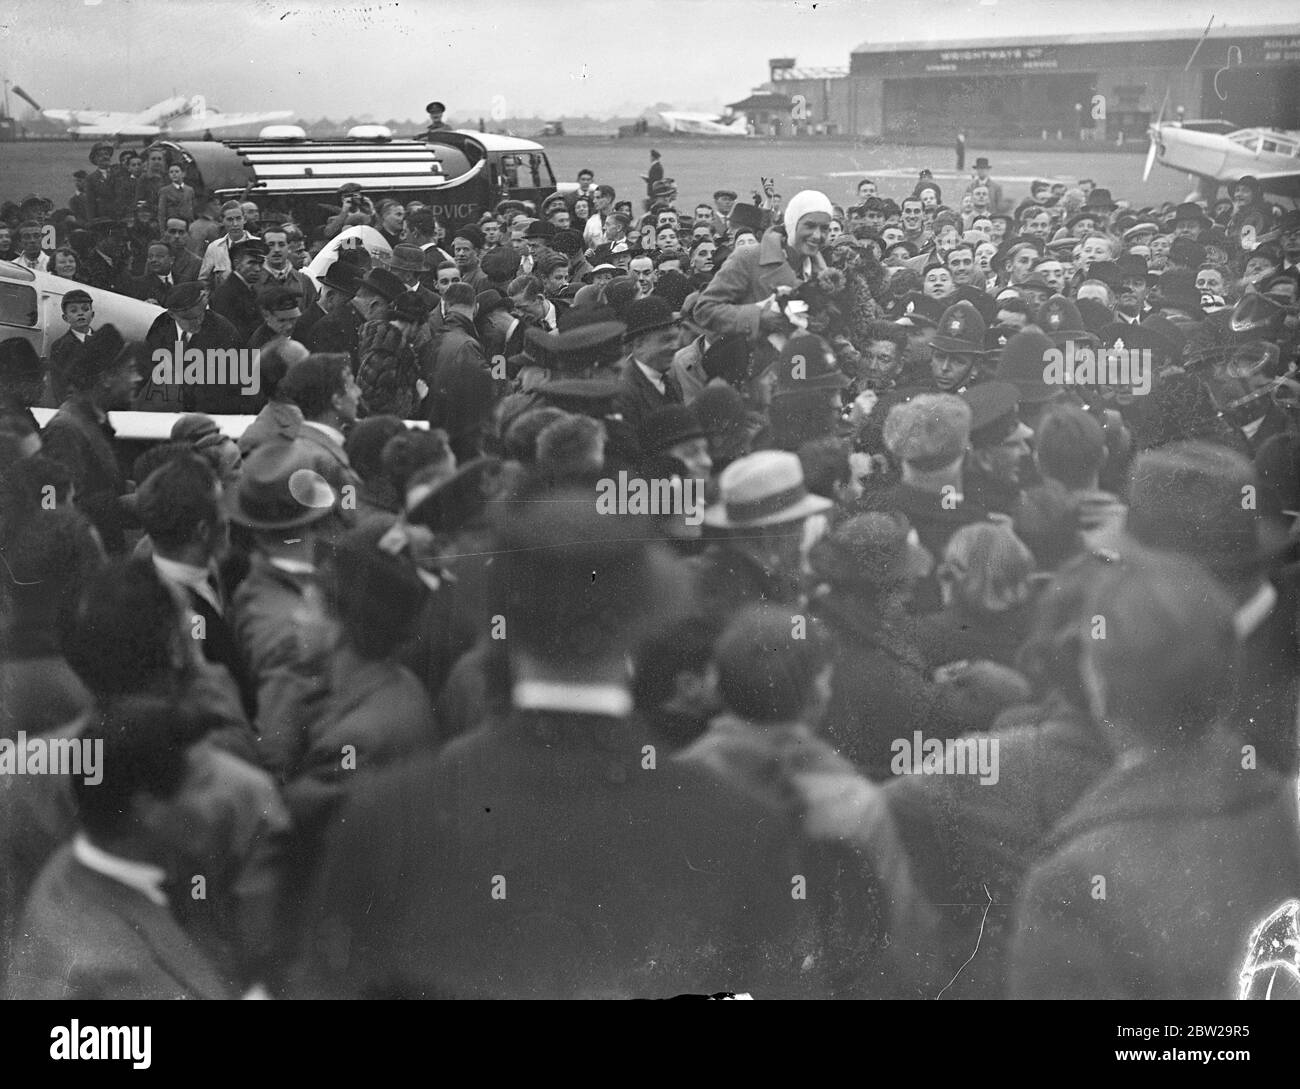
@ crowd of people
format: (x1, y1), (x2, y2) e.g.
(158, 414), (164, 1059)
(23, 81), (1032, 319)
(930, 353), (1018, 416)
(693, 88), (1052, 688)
(1, 136), (1299, 999)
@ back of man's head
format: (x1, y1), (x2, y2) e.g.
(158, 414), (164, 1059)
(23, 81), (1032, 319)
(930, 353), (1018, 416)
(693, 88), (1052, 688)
(883, 393), (971, 477)
(1035, 405), (1106, 490)
(66, 557), (182, 698)
(279, 353), (349, 421)
(73, 696), (210, 847)
(1082, 547), (1237, 745)
(489, 477), (677, 668)
(443, 282), (477, 311)
(714, 603), (831, 723)
(135, 453), (219, 555)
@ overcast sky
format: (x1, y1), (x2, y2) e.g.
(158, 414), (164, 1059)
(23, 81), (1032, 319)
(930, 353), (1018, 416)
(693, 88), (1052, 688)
(1, 0), (1294, 120)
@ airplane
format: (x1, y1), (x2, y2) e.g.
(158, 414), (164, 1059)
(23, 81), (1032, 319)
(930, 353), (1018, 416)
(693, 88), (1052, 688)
(1145, 119), (1300, 200)
(656, 110), (750, 138)
(14, 87), (292, 138)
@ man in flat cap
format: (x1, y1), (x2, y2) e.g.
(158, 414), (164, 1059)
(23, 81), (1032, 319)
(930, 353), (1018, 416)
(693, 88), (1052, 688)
(865, 393), (987, 611)
(209, 237), (269, 345)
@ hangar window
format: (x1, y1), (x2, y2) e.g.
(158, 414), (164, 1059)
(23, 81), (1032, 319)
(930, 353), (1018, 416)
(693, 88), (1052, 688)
(0, 282), (38, 328)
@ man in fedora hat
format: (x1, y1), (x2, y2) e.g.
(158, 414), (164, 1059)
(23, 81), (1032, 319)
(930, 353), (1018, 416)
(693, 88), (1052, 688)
(140, 280), (245, 414)
(209, 237), (269, 345)
(297, 259), (362, 346)
(1171, 201), (1212, 241)
(613, 296), (684, 452)
(305, 267), (403, 366)
(229, 440), (341, 703)
(691, 449), (832, 628)
(388, 243), (440, 315)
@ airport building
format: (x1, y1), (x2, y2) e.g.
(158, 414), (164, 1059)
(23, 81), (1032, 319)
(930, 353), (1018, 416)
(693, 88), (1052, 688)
(736, 26), (1300, 141)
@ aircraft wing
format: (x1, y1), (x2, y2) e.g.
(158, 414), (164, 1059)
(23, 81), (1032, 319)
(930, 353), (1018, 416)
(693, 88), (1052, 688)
(72, 123), (163, 136)
(167, 109), (294, 133)
(1253, 170), (1300, 199)
(43, 108), (157, 134)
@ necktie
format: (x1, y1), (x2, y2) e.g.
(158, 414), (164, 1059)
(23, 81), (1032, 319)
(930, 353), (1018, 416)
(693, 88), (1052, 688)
(663, 371), (683, 404)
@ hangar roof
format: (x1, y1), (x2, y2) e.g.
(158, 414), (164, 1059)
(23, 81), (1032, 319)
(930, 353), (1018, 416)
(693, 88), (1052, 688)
(852, 24), (1298, 55)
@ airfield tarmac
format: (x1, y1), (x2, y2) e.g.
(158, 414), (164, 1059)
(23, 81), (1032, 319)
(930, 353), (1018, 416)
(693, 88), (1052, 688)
(2, 134), (1202, 214)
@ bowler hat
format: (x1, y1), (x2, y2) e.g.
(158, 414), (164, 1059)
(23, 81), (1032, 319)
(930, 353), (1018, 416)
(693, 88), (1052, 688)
(164, 281), (207, 312)
(728, 202), (765, 235)
(319, 259), (364, 296)
(359, 267), (405, 303)
(703, 449), (831, 529)
(524, 220), (556, 241)
(1172, 201), (1212, 228)
(388, 244), (428, 272)
(641, 404), (706, 456)
(391, 292), (431, 323)
(1151, 269), (1203, 315)
(974, 157), (991, 169)
(88, 141), (114, 162)
(623, 296), (678, 341)
(227, 440), (338, 530)
(1083, 188), (1117, 213)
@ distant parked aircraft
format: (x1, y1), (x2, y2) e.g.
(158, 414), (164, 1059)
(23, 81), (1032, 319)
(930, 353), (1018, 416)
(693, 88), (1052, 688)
(16, 87), (291, 138)
(657, 111), (749, 138)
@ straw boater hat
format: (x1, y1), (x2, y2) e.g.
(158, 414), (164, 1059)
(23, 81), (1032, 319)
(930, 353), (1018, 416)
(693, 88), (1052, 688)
(703, 450), (831, 529)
